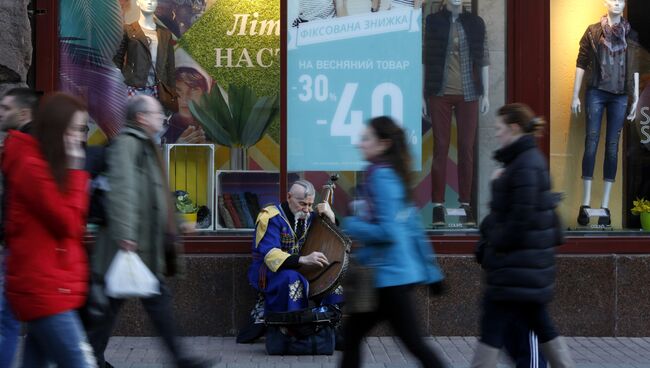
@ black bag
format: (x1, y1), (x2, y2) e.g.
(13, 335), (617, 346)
(85, 146), (109, 225)
(264, 306), (340, 355)
(342, 257), (377, 314)
(84, 135), (145, 226)
(265, 325), (335, 355)
(79, 274), (110, 328)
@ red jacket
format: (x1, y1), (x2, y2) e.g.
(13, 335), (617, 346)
(2, 131), (90, 321)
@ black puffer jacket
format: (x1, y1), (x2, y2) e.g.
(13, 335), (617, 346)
(481, 134), (560, 304)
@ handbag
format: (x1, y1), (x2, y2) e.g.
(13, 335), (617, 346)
(342, 257), (377, 314)
(156, 80), (178, 113)
(79, 274), (109, 326)
(164, 232), (183, 277)
(147, 47), (178, 113)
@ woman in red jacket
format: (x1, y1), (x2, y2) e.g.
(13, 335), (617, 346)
(2, 93), (95, 367)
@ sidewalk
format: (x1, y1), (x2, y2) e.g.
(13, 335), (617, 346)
(104, 336), (650, 367)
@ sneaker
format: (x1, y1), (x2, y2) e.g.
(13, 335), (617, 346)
(432, 205), (445, 227)
(577, 205), (590, 226)
(460, 204), (476, 227)
(598, 208), (611, 226)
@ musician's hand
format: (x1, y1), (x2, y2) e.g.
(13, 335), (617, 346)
(299, 251), (329, 268)
(316, 202), (335, 223)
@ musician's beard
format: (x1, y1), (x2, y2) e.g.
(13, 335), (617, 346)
(294, 210), (309, 221)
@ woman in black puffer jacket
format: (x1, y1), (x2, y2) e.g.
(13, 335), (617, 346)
(470, 103), (574, 368)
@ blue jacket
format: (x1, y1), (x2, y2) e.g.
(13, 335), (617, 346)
(343, 165), (444, 288)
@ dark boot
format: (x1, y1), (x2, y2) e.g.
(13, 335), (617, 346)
(597, 208), (611, 226)
(577, 205), (590, 226)
(432, 205), (445, 227)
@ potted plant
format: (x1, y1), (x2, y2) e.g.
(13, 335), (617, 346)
(174, 190), (198, 225)
(630, 198), (650, 231)
(188, 84), (279, 170)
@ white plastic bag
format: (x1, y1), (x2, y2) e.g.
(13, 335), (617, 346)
(105, 250), (160, 298)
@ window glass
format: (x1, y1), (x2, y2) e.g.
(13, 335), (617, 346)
(550, 0), (650, 231)
(58, 0), (281, 232)
(286, 0), (507, 230)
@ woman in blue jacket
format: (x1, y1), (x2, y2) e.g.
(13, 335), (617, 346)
(339, 116), (446, 368)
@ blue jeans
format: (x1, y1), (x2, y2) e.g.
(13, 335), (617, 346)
(0, 252), (20, 368)
(581, 88), (628, 182)
(22, 310), (96, 368)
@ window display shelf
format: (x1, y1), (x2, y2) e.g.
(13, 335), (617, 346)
(164, 144), (215, 231)
(214, 170), (280, 231)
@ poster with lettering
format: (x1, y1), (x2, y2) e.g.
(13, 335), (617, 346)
(171, 0), (280, 171)
(287, 4), (423, 171)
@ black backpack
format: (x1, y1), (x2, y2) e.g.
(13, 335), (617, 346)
(85, 145), (109, 225)
(85, 133), (145, 226)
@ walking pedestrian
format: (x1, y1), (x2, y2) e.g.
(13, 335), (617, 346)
(1, 92), (96, 367)
(87, 95), (213, 368)
(0, 87), (39, 368)
(339, 116), (447, 368)
(471, 103), (574, 367)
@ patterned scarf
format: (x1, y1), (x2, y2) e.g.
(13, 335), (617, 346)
(599, 15), (630, 82)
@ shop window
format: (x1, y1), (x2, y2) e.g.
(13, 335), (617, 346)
(58, 0), (281, 234)
(550, 0), (650, 231)
(286, 0), (507, 231)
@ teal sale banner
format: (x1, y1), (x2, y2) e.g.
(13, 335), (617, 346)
(287, 8), (422, 172)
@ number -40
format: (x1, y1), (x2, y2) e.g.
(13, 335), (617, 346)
(298, 74), (403, 144)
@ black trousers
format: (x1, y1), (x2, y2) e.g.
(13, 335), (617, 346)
(503, 323), (547, 368)
(86, 283), (191, 368)
(480, 298), (559, 349)
(339, 285), (447, 368)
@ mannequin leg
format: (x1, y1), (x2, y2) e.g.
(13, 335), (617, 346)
(577, 179), (592, 226)
(598, 181), (613, 226)
(601, 181), (613, 209)
(429, 95), (454, 225)
(582, 179), (592, 207)
(578, 88), (606, 226)
(597, 92), (626, 226)
(455, 98), (479, 226)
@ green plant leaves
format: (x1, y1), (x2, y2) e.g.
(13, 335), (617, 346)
(189, 85), (279, 148)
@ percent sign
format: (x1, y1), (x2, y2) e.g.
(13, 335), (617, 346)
(298, 74), (404, 145)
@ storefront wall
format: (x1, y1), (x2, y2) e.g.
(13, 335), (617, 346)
(15, 0), (649, 336)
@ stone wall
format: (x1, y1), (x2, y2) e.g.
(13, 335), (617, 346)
(0, 0), (31, 95)
(112, 254), (650, 337)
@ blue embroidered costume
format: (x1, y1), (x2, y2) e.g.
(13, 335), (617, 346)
(247, 202), (343, 314)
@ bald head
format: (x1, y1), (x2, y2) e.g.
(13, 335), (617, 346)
(289, 180), (315, 199)
(287, 180), (315, 218)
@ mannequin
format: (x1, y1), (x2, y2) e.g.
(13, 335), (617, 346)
(424, 0), (489, 227)
(114, 0), (175, 109)
(572, 0), (639, 226)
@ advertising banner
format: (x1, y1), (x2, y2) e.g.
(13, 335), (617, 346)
(287, 8), (423, 171)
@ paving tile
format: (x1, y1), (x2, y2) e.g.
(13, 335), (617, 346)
(97, 336), (650, 368)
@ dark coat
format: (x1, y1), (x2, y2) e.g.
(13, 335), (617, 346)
(480, 134), (559, 304)
(93, 125), (175, 278)
(113, 21), (175, 89)
(424, 8), (487, 97)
